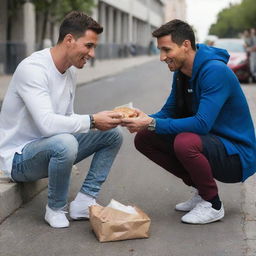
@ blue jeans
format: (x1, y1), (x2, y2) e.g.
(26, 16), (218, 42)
(11, 128), (123, 210)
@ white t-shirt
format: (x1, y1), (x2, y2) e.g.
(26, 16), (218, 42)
(0, 48), (90, 177)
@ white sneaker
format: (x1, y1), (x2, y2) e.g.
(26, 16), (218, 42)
(175, 192), (203, 212)
(44, 205), (70, 228)
(69, 198), (98, 220)
(181, 200), (225, 224)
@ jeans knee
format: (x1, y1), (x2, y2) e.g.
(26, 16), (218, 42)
(52, 134), (78, 160)
(174, 132), (202, 157)
(108, 127), (123, 147)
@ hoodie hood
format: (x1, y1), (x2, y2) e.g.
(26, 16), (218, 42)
(191, 44), (230, 81)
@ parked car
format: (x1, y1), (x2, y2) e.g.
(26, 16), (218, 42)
(213, 38), (251, 83)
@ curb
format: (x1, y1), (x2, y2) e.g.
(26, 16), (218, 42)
(0, 166), (78, 224)
(0, 174), (48, 224)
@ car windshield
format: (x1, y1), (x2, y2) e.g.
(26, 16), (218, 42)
(214, 40), (245, 53)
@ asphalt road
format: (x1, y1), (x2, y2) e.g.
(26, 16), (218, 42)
(0, 60), (245, 256)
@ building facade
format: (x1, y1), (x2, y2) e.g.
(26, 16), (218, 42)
(0, 0), (165, 74)
(93, 0), (165, 59)
(0, 0), (36, 74)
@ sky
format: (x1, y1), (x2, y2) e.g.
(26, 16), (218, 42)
(186, 0), (242, 42)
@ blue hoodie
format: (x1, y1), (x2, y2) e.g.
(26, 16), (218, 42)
(151, 44), (256, 181)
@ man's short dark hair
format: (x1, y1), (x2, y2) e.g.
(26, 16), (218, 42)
(57, 11), (103, 43)
(152, 19), (196, 50)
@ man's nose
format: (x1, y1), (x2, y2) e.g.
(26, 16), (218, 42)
(160, 51), (166, 62)
(89, 48), (95, 58)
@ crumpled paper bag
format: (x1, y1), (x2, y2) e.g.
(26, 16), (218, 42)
(89, 200), (151, 242)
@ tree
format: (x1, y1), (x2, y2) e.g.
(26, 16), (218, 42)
(7, 0), (96, 46)
(32, 0), (96, 46)
(209, 0), (256, 38)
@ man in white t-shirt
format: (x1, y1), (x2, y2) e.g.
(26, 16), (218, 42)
(0, 11), (123, 228)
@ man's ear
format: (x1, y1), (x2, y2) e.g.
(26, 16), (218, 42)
(63, 34), (75, 47)
(183, 40), (191, 52)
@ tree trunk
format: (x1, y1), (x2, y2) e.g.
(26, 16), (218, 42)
(41, 8), (49, 48)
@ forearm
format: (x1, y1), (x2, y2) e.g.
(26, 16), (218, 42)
(155, 115), (210, 135)
(37, 113), (90, 137)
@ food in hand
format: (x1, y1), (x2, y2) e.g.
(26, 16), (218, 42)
(113, 107), (138, 118)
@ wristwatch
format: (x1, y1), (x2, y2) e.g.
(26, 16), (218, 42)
(89, 115), (96, 129)
(147, 118), (156, 131)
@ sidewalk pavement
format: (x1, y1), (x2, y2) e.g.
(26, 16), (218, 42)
(0, 57), (255, 255)
(0, 55), (158, 223)
(241, 86), (256, 256)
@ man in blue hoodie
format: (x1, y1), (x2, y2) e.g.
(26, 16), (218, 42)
(122, 19), (256, 224)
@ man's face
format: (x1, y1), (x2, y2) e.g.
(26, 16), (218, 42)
(68, 29), (98, 69)
(157, 35), (187, 72)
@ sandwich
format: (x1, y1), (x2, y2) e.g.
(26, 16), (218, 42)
(113, 106), (138, 118)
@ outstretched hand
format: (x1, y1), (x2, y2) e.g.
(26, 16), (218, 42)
(93, 111), (123, 130)
(121, 108), (152, 133)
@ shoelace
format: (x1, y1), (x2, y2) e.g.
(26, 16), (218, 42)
(53, 210), (68, 215)
(189, 202), (212, 217)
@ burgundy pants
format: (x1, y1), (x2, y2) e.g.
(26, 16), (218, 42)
(134, 130), (242, 201)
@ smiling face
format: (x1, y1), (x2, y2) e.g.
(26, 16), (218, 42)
(157, 35), (187, 72)
(67, 29), (98, 69)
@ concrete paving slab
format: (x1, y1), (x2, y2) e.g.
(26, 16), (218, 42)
(0, 60), (248, 256)
(0, 58), (255, 256)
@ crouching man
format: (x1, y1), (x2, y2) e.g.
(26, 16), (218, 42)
(122, 19), (256, 224)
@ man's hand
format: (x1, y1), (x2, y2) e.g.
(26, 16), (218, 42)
(93, 111), (123, 130)
(121, 108), (153, 133)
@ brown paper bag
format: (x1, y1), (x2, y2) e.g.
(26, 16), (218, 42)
(89, 205), (151, 242)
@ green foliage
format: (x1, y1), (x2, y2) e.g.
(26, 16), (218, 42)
(209, 0), (256, 38)
(32, 0), (95, 45)
(32, 0), (96, 22)
(57, 0), (96, 17)
(7, 0), (96, 45)
(8, 0), (96, 22)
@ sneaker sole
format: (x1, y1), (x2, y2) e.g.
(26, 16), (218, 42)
(175, 207), (192, 212)
(44, 218), (70, 228)
(181, 213), (224, 224)
(69, 215), (89, 220)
